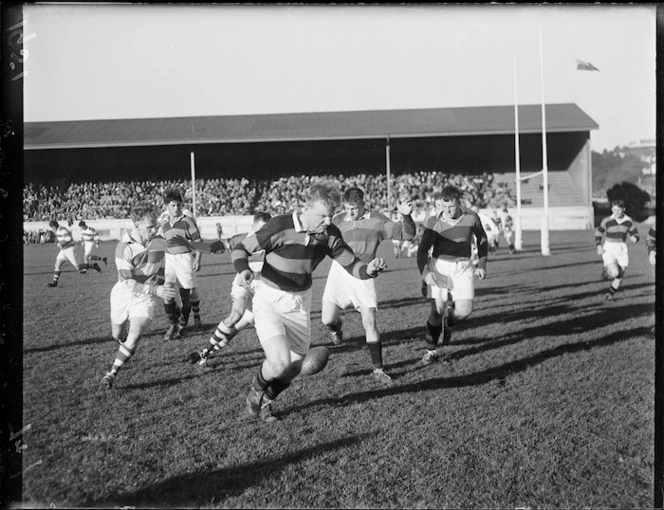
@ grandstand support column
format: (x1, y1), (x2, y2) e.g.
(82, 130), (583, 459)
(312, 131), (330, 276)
(190, 151), (197, 218)
(513, 56), (523, 251)
(539, 25), (550, 256)
(385, 136), (392, 213)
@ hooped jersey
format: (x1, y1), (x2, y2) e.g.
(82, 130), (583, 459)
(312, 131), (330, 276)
(158, 212), (202, 255)
(595, 215), (639, 246)
(114, 232), (167, 294)
(80, 226), (100, 244)
(332, 209), (416, 263)
(418, 209), (488, 270)
(232, 211), (371, 293)
(55, 226), (76, 249)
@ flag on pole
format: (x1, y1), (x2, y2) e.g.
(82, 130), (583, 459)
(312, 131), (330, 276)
(576, 59), (599, 71)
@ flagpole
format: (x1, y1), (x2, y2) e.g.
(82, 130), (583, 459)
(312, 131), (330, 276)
(539, 25), (550, 256)
(513, 56), (523, 251)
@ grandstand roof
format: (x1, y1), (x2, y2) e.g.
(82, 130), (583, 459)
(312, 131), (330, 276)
(24, 103), (598, 150)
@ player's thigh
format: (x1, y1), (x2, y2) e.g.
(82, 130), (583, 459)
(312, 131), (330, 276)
(174, 255), (196, 289)
(64, 248), (79, 267)
(450, 263), (475, 301)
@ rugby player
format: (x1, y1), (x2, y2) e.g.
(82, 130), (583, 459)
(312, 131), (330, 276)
(321, 187), (415, 383)
(417, 185), (488, 365)
(595, 199), (639, 301)
(46, 220), (86, 287)
(232, 183), (386, 422)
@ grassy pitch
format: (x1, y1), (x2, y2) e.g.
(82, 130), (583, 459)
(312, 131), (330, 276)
(21, 228), (655, 508)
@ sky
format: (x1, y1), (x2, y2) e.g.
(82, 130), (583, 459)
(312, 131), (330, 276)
(22, 4), (656, 152)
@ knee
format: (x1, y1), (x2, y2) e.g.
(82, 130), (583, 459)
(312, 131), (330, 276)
(452, 303), (473, 321)
(607, 266), (620, 279)
(267, 357), (292, 376)
(227, 308), (243, 325)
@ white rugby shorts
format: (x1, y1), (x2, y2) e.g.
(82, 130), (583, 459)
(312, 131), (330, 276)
(110, 283), (159, 324)
(424, 257), (476, 301)
(82, 241), (96, 258)
(165, 252), (196, 289)
(56, 246), (80, 268)
(322, 260), (377, 310)
(602, 241), (629, 269)
(230, 272), (261, 310)
(252, 280), (312, 356)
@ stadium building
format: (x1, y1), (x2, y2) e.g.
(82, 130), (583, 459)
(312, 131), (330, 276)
(24, 103), (598, 235)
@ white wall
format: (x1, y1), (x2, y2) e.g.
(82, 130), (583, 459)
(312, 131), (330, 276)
(23, 206), (594, 241)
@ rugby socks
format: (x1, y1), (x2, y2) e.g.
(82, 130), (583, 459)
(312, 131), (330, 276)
(109, 343), (135, 375)
(191, 298), (201, 323)
(179, 288), (192, 323)
(235, 310), (254, 331)
(253, 366), (270, 392)
(79, 264), (88, 274)
(608, 282), (620, 296)
(425, 321), (442, 351)
(367, 341), (384, 369)
(50, 271), (62, 285)
(265, 378), (291, 401)
(164, 302), (179, 325)
(202, 321), (236, 357)
(328, 319), (343, 335)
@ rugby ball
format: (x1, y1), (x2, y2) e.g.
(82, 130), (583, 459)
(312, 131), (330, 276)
(300, 346), (330, 376)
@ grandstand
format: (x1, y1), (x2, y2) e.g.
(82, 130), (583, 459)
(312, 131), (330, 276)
(24, 103), (599, 239)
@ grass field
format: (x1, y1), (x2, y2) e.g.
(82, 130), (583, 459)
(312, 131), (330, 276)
(20, 228), (656, 508)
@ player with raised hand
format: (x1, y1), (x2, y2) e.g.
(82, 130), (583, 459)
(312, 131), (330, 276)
(187, 211), (272, 366)
(320, 187), (415, 383)
(46, 220), (87, 287)
(78, 220), (107, 273)
(232, 183), (387, 422)
(417, 185), (488, 365)
(595, 199), (639, 301)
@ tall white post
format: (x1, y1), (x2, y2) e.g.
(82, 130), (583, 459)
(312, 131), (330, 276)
(513, 56), (523, 251)
(190, 151), (197, 218)
(539, 26), (550, 256)
(386, 136), (392, 213)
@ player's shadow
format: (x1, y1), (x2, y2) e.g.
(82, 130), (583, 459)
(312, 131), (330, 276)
(285, 325), (651, 416)
(24, 335), (112, 353)
(83, 433), (376, 508)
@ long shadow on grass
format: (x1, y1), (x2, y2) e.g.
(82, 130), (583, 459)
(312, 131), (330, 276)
(83, 433), (375, 508)
(24, 335), (112, 353)
(24, 326), (184, 353)
(287, 326), (653, 416)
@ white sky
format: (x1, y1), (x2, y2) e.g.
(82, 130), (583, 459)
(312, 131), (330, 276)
(23, 4), (656, 152)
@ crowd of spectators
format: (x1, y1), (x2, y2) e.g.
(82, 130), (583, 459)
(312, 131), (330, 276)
(23, 170), (515, 223)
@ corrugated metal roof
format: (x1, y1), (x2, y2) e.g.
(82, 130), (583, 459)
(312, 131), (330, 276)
(24, 103), (598, 150)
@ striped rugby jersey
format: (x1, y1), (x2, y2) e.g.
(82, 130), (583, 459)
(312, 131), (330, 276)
(332, 209), (416, 262)
(55, 226), (76, 249)
(80, 226), (100, 244)
(646, 224), (656, 254)
(114, 232), (167, 294)
(417, 209), (488, 272)
(595, 214), (639, 246)
(159, 214), (202, 254)
(229, 231), (264, 272)
(232, 211), (371, 292)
